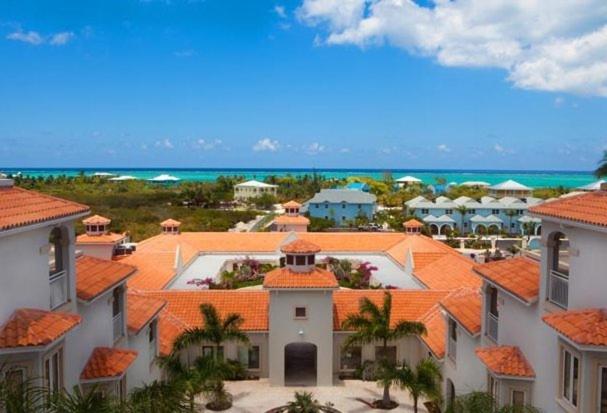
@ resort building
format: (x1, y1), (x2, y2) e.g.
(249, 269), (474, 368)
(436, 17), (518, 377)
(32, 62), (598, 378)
(234, 180), (278, 201)
(76, 215), (130, 260)
(395, 175), (422, 188)
(488, 180), (533, 199)
(406, 195), (543, 235)
(0, 178), (163, 398)
(343, 182), (370, 192)
(304, 189), (377, 226)
(270, 201), (310, 232)
(577, 179), (606, 191)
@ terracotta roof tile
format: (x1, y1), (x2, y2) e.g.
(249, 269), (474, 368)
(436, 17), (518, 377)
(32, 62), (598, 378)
(280, 239), (321, 254)
(0, 309), (81, 349)
(418, 305), (446, 359)
(413, 253), (481, 290)
(476, 346), (535, 378)
(76, 256), (136, 302)
(404, 219), (424, 228)
(283, 200), (302, 208)
(300, 233), (405, 253)
(543, 308), (607, 346)
(157, 309), (188, 356)
(412, 252), (450, 270)
(440, 289), (482, 335)
(82, 215), (111, 225)
(530, 191), (607, 227)
(273, 215), (310, 225)
(474, 257), (540, 304)
(0, 186), (89, 231)
(76, 232), (126, 245)
(263, 267), (338, 289)
(160, 219), (181, 227)
(127, 292), (166, 335)
(81, 347), (138, 381)
(333, 290), (450, 330)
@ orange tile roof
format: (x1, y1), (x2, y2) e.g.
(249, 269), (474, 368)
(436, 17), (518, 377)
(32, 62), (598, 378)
(418, 304), (446, 359)
(127, 292), (166, 335)
(281, 239), (321, 254)
(0, 186), (89, 231)
(283, 200), (302, 208)
(273, 215), (310, 225)
(543, 308), (607, 346)
(440, 289), (482, 335)
(76, 256), (136, 302)
(82, 214), (111, 225)
(530, 191), (607, 227)
(80, 347), (138, 381)
(475, 346), (535, 378)
(474, 257), (539, 304)
(333, 290), (450, 330)
(157, 309), (188, 356)
(263, 267), (338, 289)
(161, 218), (181, 227)
(0, 309), (81, 349)
(76, 232), (126, 245)
(413, 253), (481, 290)
(300, 232), (405, 253)
(412, 252), (450, 270)
(404, 219), (424, 228)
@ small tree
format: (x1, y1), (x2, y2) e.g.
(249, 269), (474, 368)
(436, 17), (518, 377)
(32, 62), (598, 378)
(396, 358), (442, 413)
(286, 391), (322, 413)
(455, 205), (468, 235)
(342, 292), (426, 408)
(504, 210), (517, 236)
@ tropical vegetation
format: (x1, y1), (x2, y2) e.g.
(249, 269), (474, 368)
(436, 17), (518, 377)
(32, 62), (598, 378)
(445, 391), (539, 413)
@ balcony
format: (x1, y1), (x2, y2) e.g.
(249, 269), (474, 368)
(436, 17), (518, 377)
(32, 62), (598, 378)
(113, 313), (124, 342)
(549, 270), (569, 309)
(486, 312), (499, 342)
(448, 337), (457, 362)
(49, 270), (68, 310)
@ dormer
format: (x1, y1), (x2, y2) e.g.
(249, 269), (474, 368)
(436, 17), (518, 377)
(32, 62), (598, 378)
(83, 215), (111, 235)
(403, 219), (423, 235)
(283, 200), (302, 217)
(161, 219), (181, 235)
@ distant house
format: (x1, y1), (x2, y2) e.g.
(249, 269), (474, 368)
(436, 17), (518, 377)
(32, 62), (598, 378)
(305, 189), (377, 226)
(76, 215), (130, 260)
(488, 180), (533, 199)
(577, 179), (606, 191)
(344, 182), (370, 192)
(270, 201), (310, 232)
(234, 180), (278, 201)
(395, 175), (422, 188)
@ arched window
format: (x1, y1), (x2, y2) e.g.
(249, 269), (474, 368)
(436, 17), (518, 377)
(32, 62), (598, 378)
(550, 232), (569, 276)
(548, 232), (569, 308)
(49, 228), (64, 275)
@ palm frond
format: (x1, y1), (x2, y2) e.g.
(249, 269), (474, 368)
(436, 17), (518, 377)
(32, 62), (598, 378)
(171, 327), (213, 352)
(390, 320), (426, 340)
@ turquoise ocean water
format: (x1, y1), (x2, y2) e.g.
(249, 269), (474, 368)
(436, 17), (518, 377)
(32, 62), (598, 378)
(0, 168), (596, 188)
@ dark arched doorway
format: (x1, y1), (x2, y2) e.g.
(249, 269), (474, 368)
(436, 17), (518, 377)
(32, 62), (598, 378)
(284, 342), (317, 386)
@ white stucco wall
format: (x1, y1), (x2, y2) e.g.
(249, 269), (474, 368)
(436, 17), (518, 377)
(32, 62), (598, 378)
(442, 323), (486, 397)
(77, 243), (114, 261)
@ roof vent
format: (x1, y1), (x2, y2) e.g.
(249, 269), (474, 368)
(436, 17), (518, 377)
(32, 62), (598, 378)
(0, 178), (14, 188)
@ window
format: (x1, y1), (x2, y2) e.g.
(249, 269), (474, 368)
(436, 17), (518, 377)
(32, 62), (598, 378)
(510, 222), (515, 228)
(113, 288), (124, 341)
(512, 390), (525, 407)
(492, 209), (500, 215)
(3, 367), (26, 391)
(489, 375), (498, 403)
(445, 209), (453, 215)
(49, 228), (64, 275)
(315, 204), (319, 209)
(599, 366), (607, 413)
(468, 209), (476, 214)
(295, 255), (306, 265)
(294, 307), (307, 319)
(561, 347), (580, 407)
(342, 216), (346, 221)
(486, 286), (499, 341)
(448, 319), (457, 362)
(421, 209), (429, 214)
(286, 255), (294, 265)
(325, 203), (329, 209)
(248, 346), (260, 369)
(307, 255), (315, 265)
(340, 347), (362, 370)
(44, 347), (63, 394)
(342, 203), (346, 209)
(375, 346), (397, 364)
(549, 232), (569, 308)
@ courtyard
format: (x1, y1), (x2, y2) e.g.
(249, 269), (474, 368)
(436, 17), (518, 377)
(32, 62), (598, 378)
(216, 379), (427, 412)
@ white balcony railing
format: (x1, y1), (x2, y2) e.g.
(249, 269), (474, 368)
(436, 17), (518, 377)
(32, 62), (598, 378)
(113, 313), (124, 342)
(486, 312), (499, 342)
(448, 338), (457, 362)
(49, 270), (68, 310)
(549, 270), (569, 309)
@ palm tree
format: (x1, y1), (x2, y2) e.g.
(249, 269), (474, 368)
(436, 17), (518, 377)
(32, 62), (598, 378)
(172, 303), (250, 357)
(48, 386), (111, 413)
(446, 391), (539, 413)
(504, 210), (517, 236)
(0, 372), (46, 413)
(396, 358), (442, 413)
(595, 150), (607, 178)
(455, 205), (468, 234)
(286, 391), (322, 413)
(342, 292), (427, 408)
(128, 380), (188, 413)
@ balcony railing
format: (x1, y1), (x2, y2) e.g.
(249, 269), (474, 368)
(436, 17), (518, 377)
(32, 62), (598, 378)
(448, 338), (457, 362)
(486, 312), (499, 342)
(49, 270), (68, 310)
(549, 270), (569, 309)
(113, 313), (124, 342)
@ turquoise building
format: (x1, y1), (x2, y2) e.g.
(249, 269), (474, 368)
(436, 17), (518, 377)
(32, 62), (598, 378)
(304, 189), (377, 226)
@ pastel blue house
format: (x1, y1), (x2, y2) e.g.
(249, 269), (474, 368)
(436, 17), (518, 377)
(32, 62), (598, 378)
(304, 189), (377, 226)
(344, 182), (370, 192)
(406, 195), (543, 235)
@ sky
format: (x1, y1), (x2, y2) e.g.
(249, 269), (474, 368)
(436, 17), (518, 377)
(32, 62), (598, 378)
(1, 0), (606, 171)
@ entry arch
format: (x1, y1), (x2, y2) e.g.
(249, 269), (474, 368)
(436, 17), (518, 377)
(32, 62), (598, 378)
(284, 342), (317, 386)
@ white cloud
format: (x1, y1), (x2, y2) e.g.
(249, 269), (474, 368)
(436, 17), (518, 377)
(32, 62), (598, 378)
(6, 29), (74, 46)
(304, 142), (326, 155)
(339, 147), (351, 153)
(155, 138), (174, 149)
(274, 5), (287, 18)
(494, 143), (505, 153)
(437, 144), (450, 153)
(49, 32), (74, 46)
(6, 30), (44, 45)
(297, 0), (607, 96)
(174, 49), (196, 58)
(194, 138), (223, 150)
(253, 138), (280, 152)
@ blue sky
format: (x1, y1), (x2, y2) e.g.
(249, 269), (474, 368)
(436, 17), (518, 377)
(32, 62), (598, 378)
(1, 0), (606, 170)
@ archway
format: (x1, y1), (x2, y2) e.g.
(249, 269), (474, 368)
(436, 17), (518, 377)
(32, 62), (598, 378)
(535, 225), (542, 236)
(446, 379), (456, 408)
(487, 224), (500, 235)
(284, 342), (317, 386)
(475, 225), (487, 235)
(440, 225), (452, 235)
(429, 224), (439, 235)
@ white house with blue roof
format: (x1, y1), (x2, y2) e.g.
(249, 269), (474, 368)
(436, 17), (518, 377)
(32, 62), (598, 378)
(304, 189), (377, 226)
